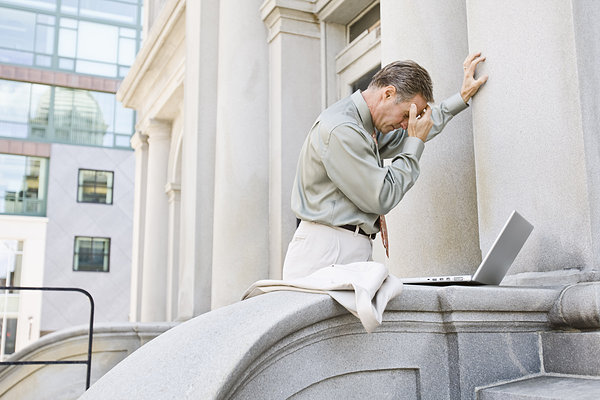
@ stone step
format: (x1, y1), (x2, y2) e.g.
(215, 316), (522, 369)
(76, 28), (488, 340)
(478, 375), (600, 399)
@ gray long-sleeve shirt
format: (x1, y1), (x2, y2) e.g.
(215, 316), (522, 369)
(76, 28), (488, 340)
(291, 90), (468, 235)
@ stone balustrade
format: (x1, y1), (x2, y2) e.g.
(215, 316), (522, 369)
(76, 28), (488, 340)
(77, 283), (600, 399)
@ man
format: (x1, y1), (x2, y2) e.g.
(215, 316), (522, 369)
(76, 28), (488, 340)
(283, 53), (488, 280)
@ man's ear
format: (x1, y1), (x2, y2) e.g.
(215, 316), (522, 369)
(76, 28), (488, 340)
(384, 85), (396, 100)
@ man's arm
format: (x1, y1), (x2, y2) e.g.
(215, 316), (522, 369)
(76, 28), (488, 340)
(322, 125), (422, 216)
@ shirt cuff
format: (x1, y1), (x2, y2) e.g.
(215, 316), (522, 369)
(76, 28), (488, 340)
(397, 136), (425, 161)
(444, 92), (469, 115)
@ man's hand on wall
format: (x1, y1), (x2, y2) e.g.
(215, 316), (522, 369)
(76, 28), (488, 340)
(461, 52), (489, 103)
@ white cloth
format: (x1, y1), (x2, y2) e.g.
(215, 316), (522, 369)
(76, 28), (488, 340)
(242, 261), (403, 333)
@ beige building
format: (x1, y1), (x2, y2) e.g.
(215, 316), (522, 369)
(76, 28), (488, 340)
(121, 0), (600, 323)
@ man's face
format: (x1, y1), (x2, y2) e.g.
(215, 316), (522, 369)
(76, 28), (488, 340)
(372, 88), (428, 133)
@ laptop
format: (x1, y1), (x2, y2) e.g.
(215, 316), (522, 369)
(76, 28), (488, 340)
(401, 210), (533, 285)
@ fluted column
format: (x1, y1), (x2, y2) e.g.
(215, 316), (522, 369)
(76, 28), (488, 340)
(211, 0), (270, 308)
(129, 131), (148, 322)
(466, 0), (597, 279)
(379, 0), (481, 278)
(261, 1), (321, 279)
(140, 119), (171, 321)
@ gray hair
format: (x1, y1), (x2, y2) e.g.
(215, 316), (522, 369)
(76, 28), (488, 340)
(368, 60), (434, 103)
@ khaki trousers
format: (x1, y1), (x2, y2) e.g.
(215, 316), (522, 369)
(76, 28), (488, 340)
(282, 221), (373, 280)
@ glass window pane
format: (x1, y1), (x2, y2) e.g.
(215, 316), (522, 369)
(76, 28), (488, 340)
(114, 104), (133, 134)
(74, 237), (110, 272)
(0, 121), (28, 139)
(59, 57), (75, 70)
(0, 48), (33, 65)
(114, 134), (130, 148)
(118, 37), (135, 66)
(0, 80), (31, 123)
(0, 8), (36, 52)
(102, 133), (114, 147)
(58, 28), (77, 58)
(60, 18), (78, 29)
(90, 91), (114, 131)
(79, 169), (96, 185)
(0, 154), (47, 216)
(37, 14), (55, 25)
(77, 21), (118, 63)
(35, 24), (55, 54)
(118, 66), (129, 78)
(1, 0), (56, 11)
(29, 84), (51, 131)
(80, 0), (137, 24)
(120, 27), (136, 38)
(76, 60), (117, 77)
(35, 54), (52, 67)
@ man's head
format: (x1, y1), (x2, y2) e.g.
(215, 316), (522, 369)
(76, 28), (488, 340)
(368, 60), (433, 104)
(364, 60), (433, 133)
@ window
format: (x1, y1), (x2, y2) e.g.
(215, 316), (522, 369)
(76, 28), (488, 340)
(0, 79), (135, 149)
(0, 153), (48, 216)
(77, 169), (113, 204)
(0, 239), (23, 356)
(73, 236), (110, 272)
(348, 3), (380, 43)
(0, 1), (142, 78)
(332, 1), (381, 99)
(352, 64), (380, 93)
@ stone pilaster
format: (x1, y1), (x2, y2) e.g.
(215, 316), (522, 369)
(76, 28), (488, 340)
(261, 0), (321, 279)
(179, 0), (219, 320)
(466, 0), (596, 278)
(211, 0), (270, 308)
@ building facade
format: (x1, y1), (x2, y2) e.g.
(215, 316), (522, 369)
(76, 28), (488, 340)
(0, 0), (143, 354)
(123, 0), (600, 323)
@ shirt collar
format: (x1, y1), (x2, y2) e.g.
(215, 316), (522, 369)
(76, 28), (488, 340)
(350, 90), (375, 135)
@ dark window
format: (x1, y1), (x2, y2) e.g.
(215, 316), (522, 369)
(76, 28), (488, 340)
(77, 169), (113, 204)
(73, 236), (110, 272)
(348, 3), (380, 43)
(352, 65), (381, 93)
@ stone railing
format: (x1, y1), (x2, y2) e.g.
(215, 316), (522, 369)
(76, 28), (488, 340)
(76, 284), (600, 399)
(0, 322), (175, 400)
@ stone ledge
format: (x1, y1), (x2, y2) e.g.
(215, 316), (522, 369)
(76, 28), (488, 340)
(477, 375), (600, 399)
(79, 285), (563, 399)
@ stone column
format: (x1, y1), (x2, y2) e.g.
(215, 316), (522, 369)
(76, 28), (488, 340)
(165, 182), (180, 321)
(179, 0), (219, 320)
(466, 0), (596, 280)
(140, 119), (171, 321)
(211, 0), (270, 308)
(572, 0), (600, 272)
(379, 0), (481, 278)
(261, 1), (321, 279)
(129, 131), (148, 322)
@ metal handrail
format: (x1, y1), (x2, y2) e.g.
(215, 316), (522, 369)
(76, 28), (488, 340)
(0, 287), (94, 390)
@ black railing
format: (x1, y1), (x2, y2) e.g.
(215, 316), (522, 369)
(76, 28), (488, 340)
(0, 287), (94, 390)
